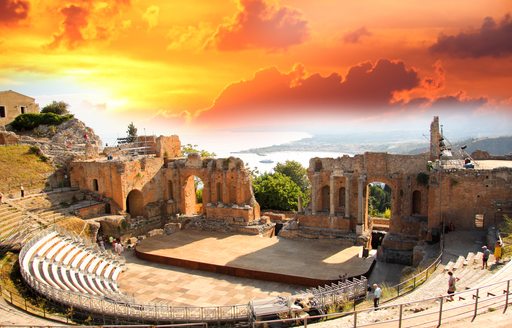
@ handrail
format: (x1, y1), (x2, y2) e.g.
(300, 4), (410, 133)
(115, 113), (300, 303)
(252, 277), (512, 327)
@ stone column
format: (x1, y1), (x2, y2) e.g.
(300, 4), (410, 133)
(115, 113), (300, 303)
(357, 175), (366, 225)
(344, 175), (351, 218)
(312, 173), (319, 215)
(329, 175), (335, 216)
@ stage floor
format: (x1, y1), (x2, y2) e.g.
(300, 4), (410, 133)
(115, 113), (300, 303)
(136, 230), (374, 284)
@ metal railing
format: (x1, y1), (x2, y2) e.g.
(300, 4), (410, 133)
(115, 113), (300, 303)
(17, 228), (250, 324)
(252, 278), (512, 327)
(385, 251), (443, 300)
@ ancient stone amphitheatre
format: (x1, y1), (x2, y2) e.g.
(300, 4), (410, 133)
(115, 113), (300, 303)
(1, 115), (512, 327)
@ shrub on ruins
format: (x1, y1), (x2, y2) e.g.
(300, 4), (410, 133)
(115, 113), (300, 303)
(41, 100), (70, 115)
(9, 112), (74, 131)
(253, 172), (302, 211)
(181, 143), (216, 158)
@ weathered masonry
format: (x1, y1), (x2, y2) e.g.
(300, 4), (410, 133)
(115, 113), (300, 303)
(70, 135), (260, 225)
(303, 116), (512, 264)
(0, 90), (40, 126)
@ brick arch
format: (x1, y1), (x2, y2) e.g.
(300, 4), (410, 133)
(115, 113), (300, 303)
(364, 176), (398, 224)
(126, 189), (144, 217)
(183, 174), (206, 216)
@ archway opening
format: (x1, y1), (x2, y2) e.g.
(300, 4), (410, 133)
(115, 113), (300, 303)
(184, 175), (204, 216)
(367, 182), (392, 220)
(126, 189), (144, 217)
(321, 185), (330, 212)
(412, 190), (421, 215)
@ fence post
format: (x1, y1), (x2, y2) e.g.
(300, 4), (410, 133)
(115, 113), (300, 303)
(353, 310), (357, 328)
(399, 304), (403, 328)
(505, 280), (510, 313)
(438, 297), (443, 326)
(473, 288), (480, 319)
(304, 316), (308, 328)
(414, 276), (416, 289)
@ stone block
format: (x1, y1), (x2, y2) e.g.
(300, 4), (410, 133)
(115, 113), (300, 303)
(164, 223), (181, 235)
(148, 228), (164, 237)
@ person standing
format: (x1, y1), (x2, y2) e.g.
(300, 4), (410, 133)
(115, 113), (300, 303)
(373, 284), (382, 309)
(494, 241), (502, 264)
(447, 271), (459, 301)
(482, 245), (491, 269)
(20, 185), (24, 198)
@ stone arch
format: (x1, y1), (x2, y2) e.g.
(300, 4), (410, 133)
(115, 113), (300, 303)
(92, 179), (99, 192)
(412, 190), (421, 215)
(339, 187), (346, 207)
(183, 175), (204, 216)
(365, 177), (396, 223)
(216, 182), (222, 203)
(321, 185), (330, 212)
(167, 180), (174, 201)
(126, 189), (144, 217)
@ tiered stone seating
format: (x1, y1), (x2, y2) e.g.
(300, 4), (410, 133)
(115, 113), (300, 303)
(20, 229), (127, 301)
(0, 202), (34, 245)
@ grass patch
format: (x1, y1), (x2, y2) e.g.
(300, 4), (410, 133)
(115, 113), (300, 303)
(0, 145), (54, 194)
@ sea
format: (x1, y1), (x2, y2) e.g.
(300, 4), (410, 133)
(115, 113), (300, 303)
(218, 151), (349, 173)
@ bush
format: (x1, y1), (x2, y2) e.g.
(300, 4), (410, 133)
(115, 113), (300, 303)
(253, 172), (302, 211)
(41, 101), (69, 115)
(9, 113), (74, 131)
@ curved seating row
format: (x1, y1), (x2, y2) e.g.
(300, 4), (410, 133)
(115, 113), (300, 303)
(21, 229), (125, 299)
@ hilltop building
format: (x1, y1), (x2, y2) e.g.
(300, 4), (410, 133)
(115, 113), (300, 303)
(0, 90), (40, 126)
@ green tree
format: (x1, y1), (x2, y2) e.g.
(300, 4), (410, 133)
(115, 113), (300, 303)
(126, 122), (137, 142)
(41, 101), (69, 115)
(274, 160), (310, 193)
(253, 172), (302, 211)
(181, 143), (216, 158)
(368, 183), (391, 217)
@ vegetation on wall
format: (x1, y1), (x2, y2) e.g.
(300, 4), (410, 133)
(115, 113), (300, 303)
(416, 172), (429, 186)
(181, 143), (216, 158)
(9, 112), (74, 131)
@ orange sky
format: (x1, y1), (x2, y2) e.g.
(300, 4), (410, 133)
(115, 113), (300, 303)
(0, 0), (511, 145)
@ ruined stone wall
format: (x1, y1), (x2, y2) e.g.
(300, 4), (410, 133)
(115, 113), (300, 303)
(428, 168), (512, 231)
(307, 152), (429, 235)
(156, 135), (181, 158)
(165, 155), (260, 223)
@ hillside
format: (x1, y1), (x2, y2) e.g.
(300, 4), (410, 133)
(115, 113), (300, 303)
(0, 145), (55, 196)
(241, 133), (512, 156)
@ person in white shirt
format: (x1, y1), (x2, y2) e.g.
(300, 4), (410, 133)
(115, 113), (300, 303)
(373, 284), (382, 308)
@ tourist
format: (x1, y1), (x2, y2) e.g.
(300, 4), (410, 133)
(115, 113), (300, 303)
(373, 284), (382, 309)
(494, 241), (502, 264)
(108, 235), (114, 247)
(447, 271), (459, 301)
(126, 239), (134, 250)
(482, 245), (491, 269)
(115, 239), (124, 255)
(20, 185), (24, 198)
(98, 239), (105, 251)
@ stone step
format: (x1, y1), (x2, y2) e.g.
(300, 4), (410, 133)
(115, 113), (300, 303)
(453, 256), (465, 271)
(464, 252), (475, 266)
(444, 261), (455, 272)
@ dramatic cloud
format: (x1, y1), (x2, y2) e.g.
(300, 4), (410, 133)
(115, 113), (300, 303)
(343, 27), (371, 44)
(48, 0), (130, 49)
(0, 0), (29, 26)
(198, 59), (421, 125)
(212, 0), (308, 51)
(430, 14), (512, 58)
(429, 92), (487, 110)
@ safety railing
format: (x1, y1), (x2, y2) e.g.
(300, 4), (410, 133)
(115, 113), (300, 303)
(385, 251), (443, 300)
(17, 228), (250, 323)
(252, 278), (512, 327)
